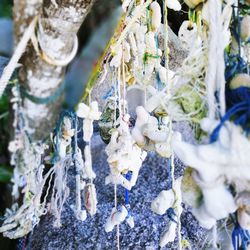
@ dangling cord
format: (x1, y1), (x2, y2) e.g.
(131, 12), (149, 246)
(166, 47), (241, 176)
(163, 0), (169, 92)
(88, 90), (94, 186)
(212, 224), (218, 249)
(118, 65), (122, 115)
(210, 1), (242, 140)
(122, 41), (131, 215)
(125, 173), (131, 207)
(114, 184), (120, 250)
(216, 0), (227, 117)
(237, 0), (241, 59)
(122, 42), (126, 115)
(116, 64), (121, 250)
(210, 100), (247, 142)
(163, 0), (181, 249)
(73, 112), (82, 217)
(206, 0), (220, 120)
(113, 69), (117, 123)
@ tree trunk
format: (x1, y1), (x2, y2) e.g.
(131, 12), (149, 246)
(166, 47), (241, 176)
(13, 0), (95, 140)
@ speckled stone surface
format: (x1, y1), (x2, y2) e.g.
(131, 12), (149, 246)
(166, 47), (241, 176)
(28, 122), (208, 250)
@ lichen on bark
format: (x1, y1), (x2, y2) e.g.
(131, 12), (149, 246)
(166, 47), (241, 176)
(13, 0), (95, 140)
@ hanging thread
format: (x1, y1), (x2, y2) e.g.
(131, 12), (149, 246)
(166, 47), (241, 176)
(232, 220), (250, 250)
(0, 16), (38, 98)
(163, 0), (182, 248)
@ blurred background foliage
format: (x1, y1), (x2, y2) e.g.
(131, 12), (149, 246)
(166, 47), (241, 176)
(0, 94), (11, 184)
(0, 0), (12, 18)
(0, 0), (13, 184)
(0, 1), (13, 249)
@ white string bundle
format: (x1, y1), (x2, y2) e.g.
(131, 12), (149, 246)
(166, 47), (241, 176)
(0, 16), (38, 98)
(163, 1), (182, 249)
(206, 0), (219, 119)
(202, 0), (232, 247)
(206, 0), (228, 118)
(216, 0), (226, 117)
(50, 156), (71, 227)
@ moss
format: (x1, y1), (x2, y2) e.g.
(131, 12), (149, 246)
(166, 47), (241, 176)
(0, 94), (10, 157)
(0, 0), (12, 18)
(0, 165), (12, 183)
(176, 85), (205, 118)
(0, 86), (12, 183)
(175, 84), (207, 140)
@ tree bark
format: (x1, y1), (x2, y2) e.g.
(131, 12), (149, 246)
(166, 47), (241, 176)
(13, 0), (95, 140)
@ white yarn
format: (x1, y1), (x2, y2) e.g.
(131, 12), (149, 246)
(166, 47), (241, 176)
(206, 0), (229, 118)
(163, 1), (170, 95)
(212, 224), (218, 248)
(114, 63), (120, 250)
(114, 184), (120, 250)
(75, 173), (82, 216)
(216, 0), (228, 117)
(206, 0), (219, 119)
(0, 16), (38, 98)
(122, 42), (126, 115)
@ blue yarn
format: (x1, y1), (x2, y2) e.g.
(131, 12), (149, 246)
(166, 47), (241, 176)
(166, 207), (178, 224)
(124, 172), (132, 217)
(232, 223), (250, 250)
(210, 102), (248, 142)
(125, 172), (132, 205)
(102, 86), (114, 100)
(210, 86), (250, 143)
(224, 51), (248, 82)
(156, 73), (164, 91)
(224, 54), (248, 81)
(216, 41), (250, 142)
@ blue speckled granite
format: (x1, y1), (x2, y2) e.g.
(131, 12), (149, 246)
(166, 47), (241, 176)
(28, 122), (208, 250)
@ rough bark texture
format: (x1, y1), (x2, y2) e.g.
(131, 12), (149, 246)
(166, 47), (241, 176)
(13, 0), (95, 140)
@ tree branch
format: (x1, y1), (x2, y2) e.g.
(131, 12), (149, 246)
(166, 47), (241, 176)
(13, 0), (95, 139)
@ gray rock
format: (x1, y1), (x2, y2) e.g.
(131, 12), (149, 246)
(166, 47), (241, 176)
(28, 123), (208, 250)
(27, 13), (203, 248)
